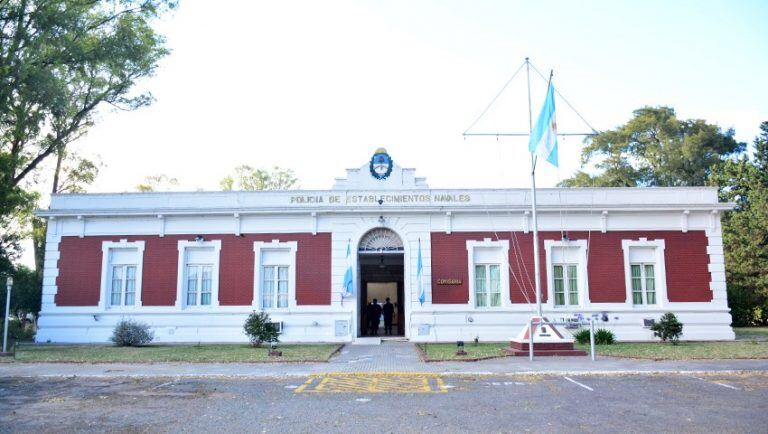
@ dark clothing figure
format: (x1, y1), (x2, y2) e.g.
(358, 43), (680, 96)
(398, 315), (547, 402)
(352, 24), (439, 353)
(382, 299), (394, 335)
(367, 299), (382, 336)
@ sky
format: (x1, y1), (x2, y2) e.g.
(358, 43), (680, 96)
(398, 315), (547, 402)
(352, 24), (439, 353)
(52, 0), (767, 196)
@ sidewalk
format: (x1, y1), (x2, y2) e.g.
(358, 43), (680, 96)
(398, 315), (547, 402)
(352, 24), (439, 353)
(1, 341), (767, 378)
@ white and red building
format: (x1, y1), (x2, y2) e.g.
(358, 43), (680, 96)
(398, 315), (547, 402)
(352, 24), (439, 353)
(35, 150), (735, 343)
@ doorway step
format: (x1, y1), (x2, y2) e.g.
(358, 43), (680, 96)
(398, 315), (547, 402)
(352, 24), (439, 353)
(380, 336), (408, 342)
(352, 337), (381, 345)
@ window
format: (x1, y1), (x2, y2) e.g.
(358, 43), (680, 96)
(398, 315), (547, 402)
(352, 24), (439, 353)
(185, 264), (213, 306)
(262, 265), (289, 308)
(253, 241), (297, 309)
(466, 239), (510, 309)
(553, 264), (579, 307)
(100, 240), (144, 310)
(622, 239), (666, 307)
(110, 265), (136, 306)
(176, 240), (221, 309)
(474, 264), (501, 308)
(544, 239), (588, 308)
(631, 264), (656, 305)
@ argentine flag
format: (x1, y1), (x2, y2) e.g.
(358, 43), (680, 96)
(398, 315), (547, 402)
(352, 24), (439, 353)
(528, 81), (558, 167)
(417, 239), (425, 305)
(342, 240), (354, 298)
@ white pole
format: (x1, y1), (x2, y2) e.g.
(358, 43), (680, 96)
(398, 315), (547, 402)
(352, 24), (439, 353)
(589, 318), (596, 361)
(3, 277), (12, 353)
(525, 58), (543, 318)
(528, 317), (534, 361)
(531, 157), (542, 317)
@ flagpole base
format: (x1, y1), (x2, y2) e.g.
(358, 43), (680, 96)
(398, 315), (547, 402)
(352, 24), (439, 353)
(507, 316), (586, 357)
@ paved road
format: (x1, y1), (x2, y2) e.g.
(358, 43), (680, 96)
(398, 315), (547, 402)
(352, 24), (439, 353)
(1, 372), (766, 433)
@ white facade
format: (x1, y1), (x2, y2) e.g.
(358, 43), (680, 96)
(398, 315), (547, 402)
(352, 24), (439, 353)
(36, 154), (735, 343)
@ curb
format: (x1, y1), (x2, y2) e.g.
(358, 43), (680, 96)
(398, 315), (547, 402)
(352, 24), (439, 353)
(1, 368), (766, 380)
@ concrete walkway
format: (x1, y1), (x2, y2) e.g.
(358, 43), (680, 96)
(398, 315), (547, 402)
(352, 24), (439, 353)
(1, 341), (767, 378)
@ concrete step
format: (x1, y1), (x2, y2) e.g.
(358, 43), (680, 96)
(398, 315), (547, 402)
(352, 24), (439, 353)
(352, 337), (381, 345)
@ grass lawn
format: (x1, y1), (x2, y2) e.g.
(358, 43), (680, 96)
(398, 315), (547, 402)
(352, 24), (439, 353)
(734, 327), (768, 341)
(417, 342), (509, 361)
(578, 341), (768, 360)
(6, 343), (342, 363)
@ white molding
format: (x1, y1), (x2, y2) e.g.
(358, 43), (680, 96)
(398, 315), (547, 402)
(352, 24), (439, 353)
(544, 239), (589, 310)
(99, 239), (145, 311)
(681, 210), (690, 233)
(466, 238), (511, 310)
(600, 210), (608, 233)
(253, 240), (298, 311)
(175, 239), (222, 310)
(621, 238), (668, 308)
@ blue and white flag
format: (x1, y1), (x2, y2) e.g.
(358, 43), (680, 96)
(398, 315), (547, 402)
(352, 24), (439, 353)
(528, 81), (558, 167)
(417, 239), (425, 305)
(342, 240), (354, 298)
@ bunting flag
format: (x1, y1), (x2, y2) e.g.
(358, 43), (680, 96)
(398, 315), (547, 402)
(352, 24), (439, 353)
(528, 80), (559, 167)
(417, 238), (425, 305)
(342, 240), (354, 298)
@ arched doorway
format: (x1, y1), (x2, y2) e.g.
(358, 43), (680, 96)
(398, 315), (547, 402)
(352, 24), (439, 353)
(358, 228), (405, 338)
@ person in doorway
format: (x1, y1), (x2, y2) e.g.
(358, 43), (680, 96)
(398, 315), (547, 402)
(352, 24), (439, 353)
(369, 298), (382, 336)
(383, 297), (394, 335)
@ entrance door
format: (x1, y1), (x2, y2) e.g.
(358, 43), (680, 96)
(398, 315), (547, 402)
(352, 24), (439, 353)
(357, 228), (405, 338)
(358, 255), (405, 336)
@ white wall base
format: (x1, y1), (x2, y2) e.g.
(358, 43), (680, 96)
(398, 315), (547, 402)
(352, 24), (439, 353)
(36, 308), (735, 344)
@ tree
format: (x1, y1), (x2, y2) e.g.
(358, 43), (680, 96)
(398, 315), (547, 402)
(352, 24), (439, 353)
(136, 174), (179, 192)
(220, 166), (298, 191)
(711, 121), (768, 326)
(0, 0), (175, 262)
(560, 107), (745, 187)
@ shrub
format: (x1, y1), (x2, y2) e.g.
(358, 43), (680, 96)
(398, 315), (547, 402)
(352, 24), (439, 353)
(573, 327), (615, 345)
(573, 328), (590, 344)
(0, 318), (36, 342)
(110, 319), (154, 347)
(243, 311), (279, 347)
(595, 328), (615, 345)
(651, 312), (684, 344)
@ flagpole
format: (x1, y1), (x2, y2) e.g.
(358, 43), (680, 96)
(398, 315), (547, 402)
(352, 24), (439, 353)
(526, 58), (543, 318)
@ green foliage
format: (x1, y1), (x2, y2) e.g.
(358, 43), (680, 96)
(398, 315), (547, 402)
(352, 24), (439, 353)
(711, 121), (768, 326)
(0, 318), (36, 342)
(243, 312), (279, 347)
(0, 0), (174, 267)
(573, 328), (591, 344)
(595, 329), (615, 345)
(651, 312), (684, 344)
(110, 319), (154, 347)
(220, 166), (299, 191)
(573, 328), (615, 345)
(0, 265), (41, 319)
(560, 106), (745, 187)
(135, 174), (179, 192)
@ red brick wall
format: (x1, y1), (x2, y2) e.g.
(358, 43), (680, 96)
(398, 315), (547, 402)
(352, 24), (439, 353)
(430, 231), (713, 304)
(54, 233), (332, 307)
(219, 234), (332, 306)
(55, 237), (104, 306)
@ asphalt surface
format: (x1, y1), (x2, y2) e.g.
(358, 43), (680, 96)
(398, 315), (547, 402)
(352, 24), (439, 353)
(1, 372), (766, 433)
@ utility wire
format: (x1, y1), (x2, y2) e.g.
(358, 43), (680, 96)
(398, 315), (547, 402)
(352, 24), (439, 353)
(528, 62), (599, 135)
(463, 61), (527, 135)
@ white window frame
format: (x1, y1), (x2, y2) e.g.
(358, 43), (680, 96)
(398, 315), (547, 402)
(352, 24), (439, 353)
(176, 239), (222, 309)
(253, 240), (297, 311)
(622, 238), (668, 308)
(466, 239), (510, 309)
(99, 240), (144, 310)
(630, 263), (658, 306)
(544, 239), (588, 309)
